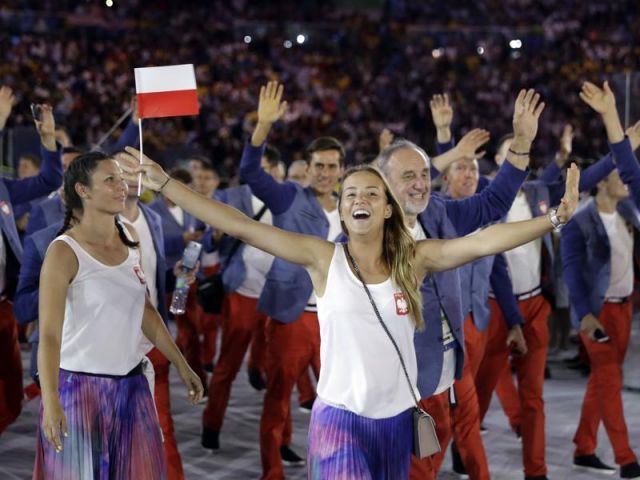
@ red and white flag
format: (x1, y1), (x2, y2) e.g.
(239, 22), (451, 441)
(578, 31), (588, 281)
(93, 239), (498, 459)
(134, 64), (199, 119)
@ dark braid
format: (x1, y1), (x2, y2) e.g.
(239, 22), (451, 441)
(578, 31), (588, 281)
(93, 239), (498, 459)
(59, 151), (138, 249)
(57, 205), (76, 236)
(115, 217), (140, 248)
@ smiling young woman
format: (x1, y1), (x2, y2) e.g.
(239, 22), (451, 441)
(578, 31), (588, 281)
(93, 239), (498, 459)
(118, 146), (579, 478)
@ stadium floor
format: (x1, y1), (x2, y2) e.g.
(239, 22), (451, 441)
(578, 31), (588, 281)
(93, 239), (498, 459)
(2, 326), (639, 480)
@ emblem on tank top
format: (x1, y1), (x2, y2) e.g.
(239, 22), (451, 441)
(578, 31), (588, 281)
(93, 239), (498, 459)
(537, 200), (548, 214)
(394, 292), (409, 315)
(133, 265), (146, 284)
(0, 201), (10, 216)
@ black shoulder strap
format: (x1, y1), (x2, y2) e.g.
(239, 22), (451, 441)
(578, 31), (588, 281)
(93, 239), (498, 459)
(225, 204), (268, 261)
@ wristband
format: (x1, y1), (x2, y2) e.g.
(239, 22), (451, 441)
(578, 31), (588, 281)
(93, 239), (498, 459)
(159, 176), (171, 191)
(547, 207), (565, 232)
(508, 148), (530, 156)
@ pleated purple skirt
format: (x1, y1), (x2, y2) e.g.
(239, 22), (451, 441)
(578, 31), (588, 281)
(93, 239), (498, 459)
(33, 368), (166, 480)
(307, 398), (413, 480)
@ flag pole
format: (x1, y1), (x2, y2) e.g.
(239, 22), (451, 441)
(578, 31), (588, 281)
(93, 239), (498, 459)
(137, 117), (143, 196)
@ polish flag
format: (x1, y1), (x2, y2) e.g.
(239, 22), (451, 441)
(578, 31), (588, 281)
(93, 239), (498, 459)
(134, 64), (199, 119)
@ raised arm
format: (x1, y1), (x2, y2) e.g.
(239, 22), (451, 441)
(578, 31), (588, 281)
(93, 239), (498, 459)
(111, 98), (140, 152)
(539, 124), (574, 184)
(4, 104), (63, 204)
(239, 81), (297, 215)
(416, 164), (579, 275)
(0, 86), (14, 131)
(119, 147), (333, 274)
(38, 240), (77, 453)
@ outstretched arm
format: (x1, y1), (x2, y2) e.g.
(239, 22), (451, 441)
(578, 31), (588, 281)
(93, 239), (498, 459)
(416, 165), (579, 276)
(119, 147), (333, 273)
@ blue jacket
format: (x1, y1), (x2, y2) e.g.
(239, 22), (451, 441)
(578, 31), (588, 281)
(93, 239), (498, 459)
(215, 185), (263, 293)
(562, 138), (640, 326)
(0, 144), (62, 298)
(149, 196), (198, 270)
(239, 141), (338, 323)
(414, 158), (527, 397)
(25, 193), (64, 235)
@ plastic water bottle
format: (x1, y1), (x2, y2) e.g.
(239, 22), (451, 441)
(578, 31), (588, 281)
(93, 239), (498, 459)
(169, 276), (190, 315)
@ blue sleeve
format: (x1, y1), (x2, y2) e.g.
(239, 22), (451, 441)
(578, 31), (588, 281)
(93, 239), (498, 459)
(164, 232), (185, 259)
(239, 140), (297, 215)
(609, 137), (640, 208)
(547, 154), (615, 206)
(4, 145), (63, 205)
(202, 227), (218, 253)
(561, 220), (591, 326)
(445, 161), (528, 236)
(490, 253), (524, 327)
(430, 139), (456, 180)
(14, 237), (43, 325)
(26, 204), (46, 236)
(111, 120), (139, 152)
(539, 161), (562, 185)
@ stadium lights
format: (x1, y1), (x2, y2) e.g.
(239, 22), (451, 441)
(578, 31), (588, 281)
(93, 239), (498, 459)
(284, 40), (293, 49)
(509, 39), (522, 49)
(244, 35), (252, 44)
(296, 34), (306, 44)
(105, 0), (113, 6)
(432, 48), (443, 59)
(477, 46), (485, 55)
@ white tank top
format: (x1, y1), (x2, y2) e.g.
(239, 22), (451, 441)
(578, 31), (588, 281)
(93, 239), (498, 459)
(52, 235), (147, 375)
(316, 244), (419, 419)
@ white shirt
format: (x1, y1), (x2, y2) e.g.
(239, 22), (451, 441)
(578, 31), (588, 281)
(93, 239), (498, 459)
(168, 204), (184, 228)
(306, 206), (342, 309)
(504, 192), (541, 295)
(410, 223), (456, 394)
(316, 244), (419, 418)
(599, 211), (634, 298)
(236, 196), (275, 298)
(53, 235), (147, 375)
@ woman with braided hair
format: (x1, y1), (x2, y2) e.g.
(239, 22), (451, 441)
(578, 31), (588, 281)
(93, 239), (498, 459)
(34, 151), (204, 480)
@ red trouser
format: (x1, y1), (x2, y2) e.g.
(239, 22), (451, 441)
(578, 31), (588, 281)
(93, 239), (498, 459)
(476, 294), (550, 477)
(410, 390), (451, 480)
(249, 317), (316, 406)
(174, 284), (207, 386)
(574, 302), (637, 466)
(199, 265), (221, 367)
(0, 300), (23, 433)
(147, 347), (184, 480)
(495, 360), (522, 431)
(260, 312), (320, 480)
(450, 314), (490, 479)
(203, 292), (269, 431)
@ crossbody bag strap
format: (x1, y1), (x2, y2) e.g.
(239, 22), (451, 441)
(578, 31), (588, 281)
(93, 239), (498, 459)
(225, 204), (268, 262)
(344, 244), (421, 409)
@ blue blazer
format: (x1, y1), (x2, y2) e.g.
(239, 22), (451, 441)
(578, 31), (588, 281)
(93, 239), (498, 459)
(149, 196), (198, 270)
(562, 138), (640, 326)
(14, 221), (62, 380)
(25, 193), (64, 236)
(0, 145), (62, 297)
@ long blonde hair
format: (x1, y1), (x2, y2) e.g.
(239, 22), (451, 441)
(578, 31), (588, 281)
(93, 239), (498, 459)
(338, 165), (424, 329)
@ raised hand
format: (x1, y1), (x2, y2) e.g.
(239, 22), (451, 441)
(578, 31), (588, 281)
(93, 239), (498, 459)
(556, 124), (574, 166)
(579, 81), (616, 115)
(252, 81), (287, 146)
(455, 128), (490, 160)
(379, 128), (394, 153)
(257, 81), (287, 125)
(512, 89), (545, 144)
(429, 93), (453, 130)
(556, 163), (580, 223)
(34, 104), (57, 151)
(626, 120), (640, 151)
(117, 146), (169, 191)
(0, 86), (15, 130)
